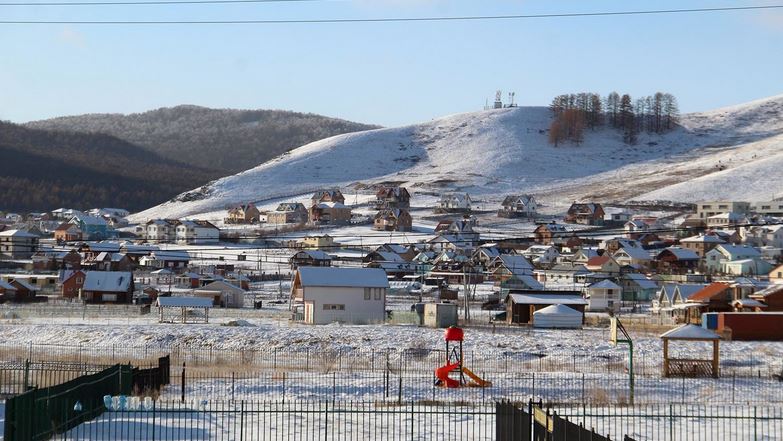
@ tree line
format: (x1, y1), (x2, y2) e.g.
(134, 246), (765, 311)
(548, 92), (679, 146)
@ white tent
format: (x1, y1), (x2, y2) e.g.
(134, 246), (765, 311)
(533, 304), (583, 329)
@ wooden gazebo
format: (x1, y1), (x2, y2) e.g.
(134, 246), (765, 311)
(660, 324), (721, 378)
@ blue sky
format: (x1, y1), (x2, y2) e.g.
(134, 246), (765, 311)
(1, 0), (782, 126)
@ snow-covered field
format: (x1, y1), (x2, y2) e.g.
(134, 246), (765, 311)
(130, 94), (783, 222)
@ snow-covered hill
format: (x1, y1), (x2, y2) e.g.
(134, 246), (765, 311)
(131, 94), (783, 221)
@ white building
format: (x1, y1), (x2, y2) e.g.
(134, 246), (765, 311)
(194, 280), (245, 308)
(436, 193), (472, 212)
(176, 220), (220, 244)
(145, 219), (179, 243)
(586, 280), (621, 312)
(0, 230), (39, 259)
(291, 267), (388, 325)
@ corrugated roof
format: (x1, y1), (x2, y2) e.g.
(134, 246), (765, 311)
(688, 282), (732, 302)
(507, 293), (587, 305)
(589, 280), (622, 290)
(298, 267), (389, 288)
(534, 304), (583, 316)
(83, 271), (131, 292)
(157, 296), (214, 308)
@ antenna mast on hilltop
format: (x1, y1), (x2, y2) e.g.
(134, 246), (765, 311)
(508, 92), (516, 107)
(493, 90), (503, 109)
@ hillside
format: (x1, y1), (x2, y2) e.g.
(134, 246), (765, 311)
(131, 94), (783, 222)
(0, 121), (215, 212)
(26, 106), (380, 173)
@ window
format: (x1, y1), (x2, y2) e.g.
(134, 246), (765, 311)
(76, 277), (83, 284)
(718, 205), (728, 209)
(323, 304), (345, 310)
(364, 288), (371, 300)
(762, 205), (771, 210)
(375, 288), (382, 300)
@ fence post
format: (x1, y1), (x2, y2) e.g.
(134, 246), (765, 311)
(669, 404), (673, 441)
(681, 377), (685, 404)
(732, 373), (736, 404)
(23, 358), (30, 391)
(239, 400), (245, 441)
(532, 372), (535, 401)
(754, 406), (758, 441)
(398, 374), (403, 404)
(581, 372), (585, 403)
(231, 372), (235, 402)
(181, 362), (186, 403)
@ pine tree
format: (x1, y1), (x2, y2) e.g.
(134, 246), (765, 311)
(619, 94), (637, 144)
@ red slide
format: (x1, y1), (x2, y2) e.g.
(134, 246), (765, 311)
(435, 363), (461, 388)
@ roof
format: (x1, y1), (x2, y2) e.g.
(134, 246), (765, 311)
(750, 284), (783, 298)
(0, 229), (38, 238)
(506, 293), (588, 305)
(674, 284), (708, 301)
(614, 246), (652, 261)
(297, 267), (389, 288)
(714, 244), (761, 259)
(586, 255), (613, 267)
(0, 280), (17, 291)
(151, 268), (174, 275)
(660, 324), (721, 340)
(157, 296), (214, 308)
(680, 234), (725, 244)
(659, 247), (700, 261)
(293, 250), (332, 260)
(624, 273), (658, 289)
(71, 214), (108, 226)
(688, 282), (732, 302)
(732, 298), (766, 308)
(83, 271), (132, 293)
(497, 254), (533, 271)
(149, 251), (190, 261)
(533, 304), (583, 316)
(589, 280), (622, 290)
(196, 280), (244, 293)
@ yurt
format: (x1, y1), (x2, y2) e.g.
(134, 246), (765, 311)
(532, 304), (583, 329)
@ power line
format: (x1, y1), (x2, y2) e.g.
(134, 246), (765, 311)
(0, 4), (781, 24)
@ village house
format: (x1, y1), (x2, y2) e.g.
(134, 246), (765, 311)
(498, 195), (537, 218)
(585, 280), (622, 312)
(0, 229), (39, 259)
(79, 271), (134, 304)
(374, 244), (419, 262)
(471, 246), (501, 269)
(2, 279), (37, 302)
(300, 234), (338, 250)
(705, 244), (769, 275)
(679, 234), (726, 258)
(706, 212), (746, 229)
(175, 220), (220, 244)
(311, 189), (346, 205)
(83, 252), (133, 272)
(653, 283), (707, 311)
(744, 225), (783, 248)
(750, 284), (783, 311)
(61, 270), (85, 299)
(571, 247), (600, 264)
(309, 202), (352, 225)
(533, 223), (568, 245)
(621, 273), (659, 302)
(53, 223), (82, 243)
(145, 219), (179, 243)
(611, 243), (653, 269)
(584, 255), (621, 275)
(435, 193), (472, 213)
(225, 203), (261, 224)
(607, 210), (633, 225)
(139, 250), (190, 270)
(520, 245), (560, 266)
(536, 263), (590, 285)
(290, 267), (389, 325)
(373, 209), (412, 232)
(685, 282), (735, 320)
(0, 280), (17, 300)
(194, 280), (245, 308)
(289, 250), (333, 269)
(564, 203), (605, 226)
(696, 201), (750, 219)
(267, 203), (309, 224)
(69, 214), (113, 240)
(655, 247), (700, 274)
(769, 263), (783, 283)
(375, 186), (411, 209)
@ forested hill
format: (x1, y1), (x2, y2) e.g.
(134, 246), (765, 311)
(0, 121), (217, 212)
(26, 106), (381, 173)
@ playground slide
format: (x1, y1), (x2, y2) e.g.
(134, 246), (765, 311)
(462, 367), (492, 387)
(435, 363), (461, 388)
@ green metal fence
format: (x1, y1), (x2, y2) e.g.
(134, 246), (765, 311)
(4, 363), (132, 441)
